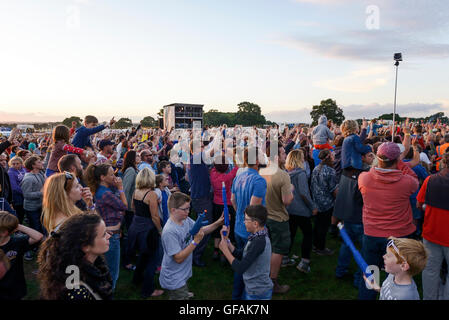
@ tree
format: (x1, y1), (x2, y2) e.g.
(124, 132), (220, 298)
(235, 101), (266, 126)
(157, 108), (164, 118)
(203, 109), (236, 127)
(310, 99), (345, 126)
(140, 116), (158, 128)
(378, 113), (403, 122)
(114, 118), (133, 129)
(62, 116), (82, 128)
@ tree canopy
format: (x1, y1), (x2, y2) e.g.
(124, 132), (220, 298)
(140, 116), (158, 128)
(62, 116), (82, 128)
(114, 118), (133, 129)
(203, 102), (268, 127)
(310, 99), (345, 126)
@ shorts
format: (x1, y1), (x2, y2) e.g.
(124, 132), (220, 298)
(167, 284), (191, 300)
(266, 219), (291, 255)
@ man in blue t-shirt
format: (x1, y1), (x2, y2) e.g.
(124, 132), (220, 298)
(231, 146), (267, 300)
(186, 146), (213, 267)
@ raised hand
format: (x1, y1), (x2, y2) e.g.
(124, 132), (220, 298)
(8, 128), (21, 143)
(81, 187), (93, 206)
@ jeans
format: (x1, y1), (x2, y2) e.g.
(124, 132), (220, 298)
(105, 233), (121, 292)
(191, 197), (213, 263)
(243, 289), (272, 300)
(313, 207), (333, 250)
(133, 232), (161, 297)
(422, 239), (449, 300)
(14, 204), (25, 224)
(24, 208), (44, 234)
(288, 215), (313, 260)
(232, 234), (248, 300)
(0, 198), (16, 217)
(335, 222), (364, 288)
(121, 210), (135, 267)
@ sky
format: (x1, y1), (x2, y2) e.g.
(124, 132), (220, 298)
(1, 0), (449, 124)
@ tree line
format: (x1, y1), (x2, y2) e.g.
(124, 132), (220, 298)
(1, 99), (447, 131)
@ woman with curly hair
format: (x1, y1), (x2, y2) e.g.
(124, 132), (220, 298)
(37, 213), (113, 300)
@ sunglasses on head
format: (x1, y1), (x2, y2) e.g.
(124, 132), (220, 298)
(63, 171), (73, 189)
(387, 239), (407, 264)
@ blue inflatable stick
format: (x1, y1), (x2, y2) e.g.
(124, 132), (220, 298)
(185, 210), (209, 243)
(222, 182), (230, 236)
(337, 223), (373, 281)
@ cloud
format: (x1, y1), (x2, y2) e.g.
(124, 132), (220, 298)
(341, 102), (449, 119)
(277, 31), (449, 62)
(281, 0), (449, 62)
(292, 0), (353, 4)
(289, 20), (321, 28)
(313, 66), (391, 92)
(265, 108), (312, 123)
(0, 111), (148, 124)
(264, 102), (449, 123)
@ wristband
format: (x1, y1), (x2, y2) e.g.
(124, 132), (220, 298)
(226, 239), (231, 244)
(191, 240), (198, 246)
(118, 189), (124, 193)
(88, 205), (95, 211)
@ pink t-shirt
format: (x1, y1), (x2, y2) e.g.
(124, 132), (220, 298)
(210, 167), (238, 205)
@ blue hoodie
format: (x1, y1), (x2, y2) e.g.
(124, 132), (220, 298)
(341, 132), (371, 170)
(71, 124), (106, 149)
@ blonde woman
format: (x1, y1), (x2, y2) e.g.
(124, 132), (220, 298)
(126, 167), (164, 298)
(285, 149), (317, 273)
(42, 172), (94, 234)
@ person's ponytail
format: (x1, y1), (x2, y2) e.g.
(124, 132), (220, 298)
(84, 164), (99, 195)
(84, 163), (111, 196)
(37, 235), (65, 299)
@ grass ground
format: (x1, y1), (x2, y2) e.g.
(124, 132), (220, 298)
(23, 231), (423, 300)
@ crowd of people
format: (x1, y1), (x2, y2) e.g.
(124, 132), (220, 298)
(0, 113), (448, 300)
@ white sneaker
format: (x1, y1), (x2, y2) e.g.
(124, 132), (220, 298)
(297, 260), (311, 273)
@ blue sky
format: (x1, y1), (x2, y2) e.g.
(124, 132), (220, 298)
(1, 0), (448, 123)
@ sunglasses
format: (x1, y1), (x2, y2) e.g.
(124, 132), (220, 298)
(387, 239), (407, 264)
(63, 171), (74, 190)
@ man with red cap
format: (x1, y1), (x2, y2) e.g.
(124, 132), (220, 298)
(357, 142), (419, 300)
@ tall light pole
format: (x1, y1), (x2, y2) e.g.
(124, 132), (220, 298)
(392, 53), (402, 142)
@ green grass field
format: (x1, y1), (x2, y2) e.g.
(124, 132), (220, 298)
(23, 231), (423, 300)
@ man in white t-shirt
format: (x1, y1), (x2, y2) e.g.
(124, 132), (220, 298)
(96, 139), (116, 165)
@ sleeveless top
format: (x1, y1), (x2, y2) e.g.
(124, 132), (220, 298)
(133, 190), (156, 228)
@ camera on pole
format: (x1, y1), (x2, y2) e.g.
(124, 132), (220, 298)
(392, 52), (402, 141)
